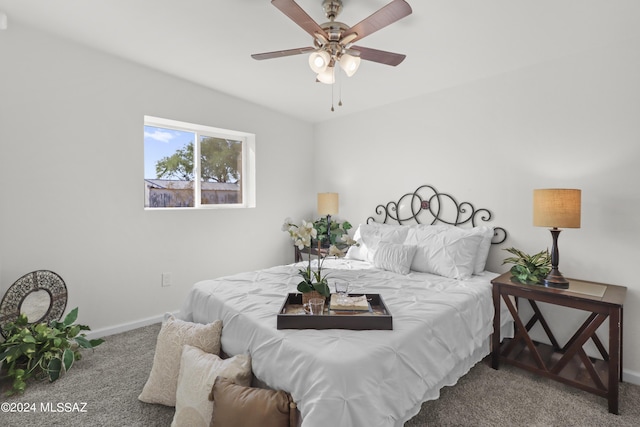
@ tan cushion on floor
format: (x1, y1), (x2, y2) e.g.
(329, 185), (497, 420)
(209, 377), (297, 427)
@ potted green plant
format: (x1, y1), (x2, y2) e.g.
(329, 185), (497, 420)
(0, 307), (104, 396)
(502, 247), (552, 285)
(312, 217), (353, 248)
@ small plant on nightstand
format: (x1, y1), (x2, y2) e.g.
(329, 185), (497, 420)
(502, 247), (551, 285)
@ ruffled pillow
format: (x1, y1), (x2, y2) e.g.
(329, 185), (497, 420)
(346, 223), (410, 262)
(472, 226), (495, 274)
(373, 242), (417, 275)
(406, 225), (483, 279)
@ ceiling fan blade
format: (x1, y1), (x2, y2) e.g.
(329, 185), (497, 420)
(350, 45), (406, 66)
(342, 0), (412, 44)
(252, 47), (315, 60)
(271, 0), (329, 40)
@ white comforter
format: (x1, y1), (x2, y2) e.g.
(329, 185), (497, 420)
(180, 258), (511, 427)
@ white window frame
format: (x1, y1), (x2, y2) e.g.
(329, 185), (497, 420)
(144, 115), (256, 210)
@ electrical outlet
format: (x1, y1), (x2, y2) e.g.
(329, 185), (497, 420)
(161, 272), (172, 287)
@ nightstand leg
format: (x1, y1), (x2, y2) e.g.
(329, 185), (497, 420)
(492, 284), (501, 369)
(609, 307), (620, 414)
(620, 305), (624, 383)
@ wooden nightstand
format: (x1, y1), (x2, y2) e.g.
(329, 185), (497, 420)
(491, 272), (626, 414)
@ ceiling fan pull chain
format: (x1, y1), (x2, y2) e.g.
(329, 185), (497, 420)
(331, 83), (335, 112)
(338, 69), (343, 107)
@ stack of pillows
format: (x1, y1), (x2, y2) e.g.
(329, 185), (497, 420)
(138, 314), (296, 427)
(346, 222), (495, 279)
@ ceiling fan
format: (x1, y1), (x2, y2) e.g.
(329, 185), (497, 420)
(251, 0), (412, 84)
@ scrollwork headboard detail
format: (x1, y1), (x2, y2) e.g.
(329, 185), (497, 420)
(366, 184), (507, 244)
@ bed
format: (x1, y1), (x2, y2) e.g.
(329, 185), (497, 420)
(180, 184), (513, 427)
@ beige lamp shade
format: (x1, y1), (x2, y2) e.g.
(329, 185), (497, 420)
(533, 189), (581, 228)
(317, 193), (339, 216)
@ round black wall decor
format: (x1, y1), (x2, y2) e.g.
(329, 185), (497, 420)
(0, 270), (68, 338)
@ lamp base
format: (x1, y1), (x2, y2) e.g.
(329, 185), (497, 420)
(542, 268), (570, 289)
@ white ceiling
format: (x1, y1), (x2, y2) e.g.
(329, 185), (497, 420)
(1, 0), (639, 124)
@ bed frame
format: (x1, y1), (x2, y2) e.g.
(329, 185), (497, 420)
(366, 183), (507, 244)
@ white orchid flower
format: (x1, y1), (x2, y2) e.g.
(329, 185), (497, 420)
(329, 245), (345, 257)
(341, 235), (358, 247)
(294, 238), (306, 250)
(301, 220), (315, 235)
(281, 217), (294, 232)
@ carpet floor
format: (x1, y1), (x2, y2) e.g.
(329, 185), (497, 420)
(1, 323), (639, 426)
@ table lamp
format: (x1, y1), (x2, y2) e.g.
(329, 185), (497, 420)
(317, 193), (339, 245)
(533, 189), (581, 288)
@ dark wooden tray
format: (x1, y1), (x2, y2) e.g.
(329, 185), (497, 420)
(277, 293), (393, 330)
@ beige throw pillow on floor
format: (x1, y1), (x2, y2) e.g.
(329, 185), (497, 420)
(138, 315), (223, 406)
(171, 345), (252, 427)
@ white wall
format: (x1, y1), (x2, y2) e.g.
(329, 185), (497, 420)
(1, 9), (639, 384)
(0, 23), (314, 332)
(314, 38), (640, 377)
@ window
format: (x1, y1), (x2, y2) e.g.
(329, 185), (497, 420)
(143, 116), (255, 209)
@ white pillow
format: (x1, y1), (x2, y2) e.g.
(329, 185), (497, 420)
(345, 224), (365, 260)
(407, 225), (484, 279)
(404, 223), (450, 245)
(373, 242), (417, 275)
(472, 226), (494, 274)
(138, 315), (223, 407)
(346, 222), (410, 262)
(171, 346), (252, 427)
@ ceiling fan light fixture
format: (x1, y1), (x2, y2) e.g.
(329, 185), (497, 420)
(309, 50), (331, 73)
(339, 53), (361, 77)
(253, 0), (413, 103)
(340, 33), (358, 46)
(314, 32), (328, 45)
(317, 66), (335, 84)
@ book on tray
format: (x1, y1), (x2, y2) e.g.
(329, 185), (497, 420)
(330, 294), (370, 311)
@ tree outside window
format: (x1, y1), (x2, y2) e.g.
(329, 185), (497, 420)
(143, 117), (255, 209)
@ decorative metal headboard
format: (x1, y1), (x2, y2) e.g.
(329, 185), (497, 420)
(366, 184), (507, 244)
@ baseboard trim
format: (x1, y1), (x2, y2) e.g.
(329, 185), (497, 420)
(85, 311), (179, 340)
(623, 368), (640, 386)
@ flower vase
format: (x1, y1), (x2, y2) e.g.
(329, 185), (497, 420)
(302, 290), (326, 306)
